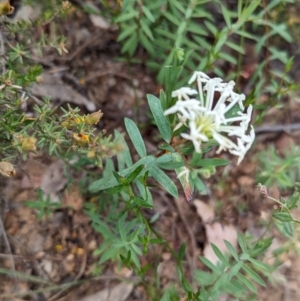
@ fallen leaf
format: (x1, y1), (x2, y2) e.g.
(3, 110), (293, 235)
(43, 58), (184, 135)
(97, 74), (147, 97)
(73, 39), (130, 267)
(194, 199), (237, 264)
(31, 72), (96, 111)
(77, 282), (134, 301)
(40, 160), (67, 202)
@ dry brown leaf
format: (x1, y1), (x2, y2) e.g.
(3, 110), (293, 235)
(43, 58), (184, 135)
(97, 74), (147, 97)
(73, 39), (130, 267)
(194, 199), (237, 264)
(31, 72), (96, 111)
(203, 223), (237, 264)
(77, 282), (134, 301)
(40, 160), (67, 202)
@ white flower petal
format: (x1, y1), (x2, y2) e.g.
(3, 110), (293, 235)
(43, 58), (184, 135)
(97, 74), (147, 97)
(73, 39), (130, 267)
(164, 71), (254, 164)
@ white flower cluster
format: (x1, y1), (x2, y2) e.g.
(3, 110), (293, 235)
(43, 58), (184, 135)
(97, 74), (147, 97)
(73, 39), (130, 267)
(164, 71), (255, 165)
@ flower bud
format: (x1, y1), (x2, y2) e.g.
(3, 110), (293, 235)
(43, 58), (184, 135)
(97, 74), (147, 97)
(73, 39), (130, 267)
(73, 133), (90, 146)
(21, 137), (37, 152)
(0, 161), (16, 177)
(85, 110), (103, 125)
(87, 149), (96, 158)
(61, 117), (85, 128)
(36, 76), (43, 84)
(62, 1), (71, 10)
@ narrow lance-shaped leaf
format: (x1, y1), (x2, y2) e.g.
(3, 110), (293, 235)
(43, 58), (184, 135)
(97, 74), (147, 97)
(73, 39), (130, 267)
(211, 243), (228, 265)
(114, 130), (133, 167)
(126, 164), (144, 183)
(124, 117), (147, 158)
(147, 94), (172, 143)
(89, 156), (156, 192)
(242, 265), (265, 287)
(149, 165), (178, 198)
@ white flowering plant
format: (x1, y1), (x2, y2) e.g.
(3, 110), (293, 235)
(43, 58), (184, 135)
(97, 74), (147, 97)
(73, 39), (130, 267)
(154, 70), (255, 201)
(89, 58), (300, 300)
(165, 72), (255, 165)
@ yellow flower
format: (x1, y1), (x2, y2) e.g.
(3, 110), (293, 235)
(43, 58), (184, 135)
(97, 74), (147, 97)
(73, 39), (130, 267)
(21, 137), (37, 152)
(61, 116), (85, 128)
(85, 110), (103, 125)
(73, 133), (90, 146)
(0, 1), (14, 15)
(0, 161), (16, 177)
(87, 149), (96, 158)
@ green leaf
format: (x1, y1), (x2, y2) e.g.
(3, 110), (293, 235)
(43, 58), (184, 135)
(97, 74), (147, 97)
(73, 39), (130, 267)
(162, 11), (180, 26)
(156, 153), (176, 164)
(117, 24), (138, 42)
(118, 218), (127, 241)
(190, 158), (230, 168)
(219, 52), (237, 64)
(274, 219), (293, 238)
(272, 211), (293, 222)
(113, 171), (124, 184)
(142, 5), (155, 22)
(235, 30), (258, 41)
(140, 32), (155, 55)
(89, 156), (156, 192)
(115, 130), (133, 167)
(227, 278), (248, 296)
(211, 243), (228, 265)
(186, 22), (207, 36)
(239, 0), (260, 21)
(286, 192), (299, 209)
(192, 176), (206, 195)
(225, 40), (245, 54)
(242, 265), (265, 287)
(147, 94), (172, 143)
(178, 242), (186, 260)
(227, 261), (243, 279)
(285, 56), (294, 73)
(224, 240), (239, 261)
(221, 4), (231, 28)
(204, 20), (217, 36)
(283, 221), (294, 237)
(248, 258), (271, 273)
(99, 246), (120, 264)
(236, 273), (257, 293)
(105, 184), (124, 194)
(159, 89), (167, 110)
(124, 118), (147, 158)
(126, 164), (144, 183)
(158, 144), (175, 152)
(136, 181), (153, 206)
(114, 11), (139, 23)
(251, 237), (273, 257)
(140, 19), (154, 40)
(149, 166), (178, 198)
(121, 33), (138, 56)
(158, 161), (184, 170)
(213, 273), (228, 291)
(200, 256), (220, 274)
(194, 270), (216, 286)
(132, 196), (153, 208)
(237, 232), (248, 254)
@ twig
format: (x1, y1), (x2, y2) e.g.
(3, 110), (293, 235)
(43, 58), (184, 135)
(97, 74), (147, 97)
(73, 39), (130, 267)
(255, 123), (300, 134)
(56, 33), (104, 63)
(0, 218), (15, 273)
(84, 70), (132, 83)
(0, 275), (140, 299)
